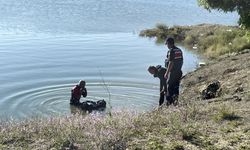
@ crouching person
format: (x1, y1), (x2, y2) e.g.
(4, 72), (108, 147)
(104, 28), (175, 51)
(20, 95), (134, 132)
(148, 65), (167, 106)
(70, 80), (87, 105)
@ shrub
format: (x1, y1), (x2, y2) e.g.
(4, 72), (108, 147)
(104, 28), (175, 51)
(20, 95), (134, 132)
(140, 24), (250, 58)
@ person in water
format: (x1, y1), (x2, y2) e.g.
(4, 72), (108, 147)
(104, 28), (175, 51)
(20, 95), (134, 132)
(148, 65), (167, 106)
(70, 80), (87, 105)
(164, 37), (183, 105)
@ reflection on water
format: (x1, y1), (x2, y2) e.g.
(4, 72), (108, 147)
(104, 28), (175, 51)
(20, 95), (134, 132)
(0, 33), (202, 119)
(0, 0), (238, 34)
(0, 0), (238, 119)
(69, 105), (87, 116)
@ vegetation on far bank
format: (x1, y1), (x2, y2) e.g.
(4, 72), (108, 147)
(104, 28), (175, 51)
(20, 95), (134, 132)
(139, 24), (250, 58)
(140, 0), (250, 58)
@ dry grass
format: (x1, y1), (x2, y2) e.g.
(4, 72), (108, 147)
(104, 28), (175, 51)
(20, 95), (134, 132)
(0, 99), (249, 149)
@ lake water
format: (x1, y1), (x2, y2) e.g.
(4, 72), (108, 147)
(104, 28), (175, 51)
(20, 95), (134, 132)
(0, 0), (238, 119)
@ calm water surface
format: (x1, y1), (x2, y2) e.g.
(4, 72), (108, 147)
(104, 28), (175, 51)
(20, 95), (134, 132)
(0, 0), (238, 119)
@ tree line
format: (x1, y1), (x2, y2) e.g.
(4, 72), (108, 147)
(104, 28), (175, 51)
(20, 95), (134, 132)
(198, 0), (250, 29)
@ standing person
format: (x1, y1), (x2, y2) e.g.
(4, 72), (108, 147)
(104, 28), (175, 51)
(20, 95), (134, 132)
(148, 65), (167, 106)
(70, 80), (87, 105)
(164, 37), (183, 105)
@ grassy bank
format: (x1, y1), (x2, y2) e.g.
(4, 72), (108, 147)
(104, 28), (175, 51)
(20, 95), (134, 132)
(0, 52), (249, 149)
(140, 24), (250, 58)
(0, 101), (249, 149)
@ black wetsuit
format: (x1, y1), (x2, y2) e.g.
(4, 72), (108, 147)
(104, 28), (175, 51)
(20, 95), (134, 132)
(154, 65), (167, 106)
(165, 46), (183, 104)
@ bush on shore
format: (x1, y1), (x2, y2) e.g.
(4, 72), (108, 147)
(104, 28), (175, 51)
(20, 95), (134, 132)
(140, 24), (250, 58)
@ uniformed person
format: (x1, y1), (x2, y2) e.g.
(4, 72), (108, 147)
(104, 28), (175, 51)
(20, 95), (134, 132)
(164, 37), (183, 105)
(148, 65), (167, 106)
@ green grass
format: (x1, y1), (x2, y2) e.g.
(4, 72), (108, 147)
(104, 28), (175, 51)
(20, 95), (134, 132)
(140, 24), (250, 58)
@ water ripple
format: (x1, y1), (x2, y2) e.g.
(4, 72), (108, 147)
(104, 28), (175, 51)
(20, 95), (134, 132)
(0, 80), (158, 119)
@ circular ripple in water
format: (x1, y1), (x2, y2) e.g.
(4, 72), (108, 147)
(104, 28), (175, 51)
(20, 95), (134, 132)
(0, 80), (159, 119)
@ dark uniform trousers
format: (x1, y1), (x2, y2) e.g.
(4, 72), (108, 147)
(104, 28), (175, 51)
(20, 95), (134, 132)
(166, 71), (182, 104)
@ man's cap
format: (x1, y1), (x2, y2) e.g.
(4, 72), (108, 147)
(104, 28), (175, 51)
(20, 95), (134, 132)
(165, 37), (175, 45)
